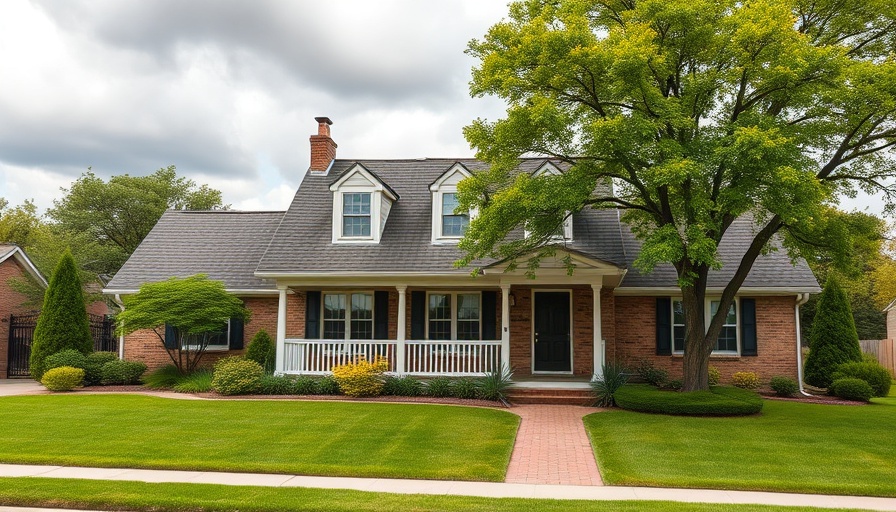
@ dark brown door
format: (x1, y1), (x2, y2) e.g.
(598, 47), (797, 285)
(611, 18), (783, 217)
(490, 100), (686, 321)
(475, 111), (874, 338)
(533, 291), (571, 372)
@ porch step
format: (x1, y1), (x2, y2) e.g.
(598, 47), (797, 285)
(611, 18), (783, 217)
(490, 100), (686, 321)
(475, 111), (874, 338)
(506, 387), (595, 406)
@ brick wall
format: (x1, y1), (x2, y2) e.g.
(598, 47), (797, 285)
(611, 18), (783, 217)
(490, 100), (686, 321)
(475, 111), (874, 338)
(613, 295), (799, 382)
(0, 258), (39, 378)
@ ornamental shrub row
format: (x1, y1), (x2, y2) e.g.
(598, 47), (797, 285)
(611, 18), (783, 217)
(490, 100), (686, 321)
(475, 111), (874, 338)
(41, 349), (145, 390)
(831, 361), (891, 398)
(614, 384), (763, 416)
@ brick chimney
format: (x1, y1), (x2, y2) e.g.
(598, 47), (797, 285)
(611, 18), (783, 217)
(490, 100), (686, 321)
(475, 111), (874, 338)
(309, 116), (337, 174)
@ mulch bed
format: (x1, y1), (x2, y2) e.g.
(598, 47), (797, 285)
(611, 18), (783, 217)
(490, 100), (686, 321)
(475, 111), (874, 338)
(759, 392), (865, 406)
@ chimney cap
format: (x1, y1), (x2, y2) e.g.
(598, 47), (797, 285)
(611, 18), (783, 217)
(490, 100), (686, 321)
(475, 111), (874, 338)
(314, 116), (333, 125)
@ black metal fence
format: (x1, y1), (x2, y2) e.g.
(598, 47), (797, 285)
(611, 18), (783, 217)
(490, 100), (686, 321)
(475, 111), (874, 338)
(7, 313), (117, 377)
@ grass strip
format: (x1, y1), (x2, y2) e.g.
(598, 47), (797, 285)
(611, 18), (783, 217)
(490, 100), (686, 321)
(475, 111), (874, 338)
(0, 477), (880, 512)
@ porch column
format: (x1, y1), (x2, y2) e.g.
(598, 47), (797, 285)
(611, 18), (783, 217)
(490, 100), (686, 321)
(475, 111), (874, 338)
(275, 285), (287, 374)
(591, 283), (604, 378)
(396, 285), (407, 375)
(500, 284), (511, 370)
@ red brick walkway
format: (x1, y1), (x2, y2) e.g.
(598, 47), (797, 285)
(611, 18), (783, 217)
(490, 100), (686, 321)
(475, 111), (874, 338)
(504, 404), (604, 486)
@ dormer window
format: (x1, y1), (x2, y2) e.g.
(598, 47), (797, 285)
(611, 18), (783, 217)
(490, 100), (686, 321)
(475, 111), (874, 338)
(431, 163), (474, 244)
(528, 162), (573, 242)
(330, 164), (398, 244)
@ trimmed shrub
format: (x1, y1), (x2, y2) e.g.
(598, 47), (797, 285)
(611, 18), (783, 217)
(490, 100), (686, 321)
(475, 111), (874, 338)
(634, 359), (667, 387)
(804, 278), (863, 388)
(708, 366), (721, 386)
(615, 384), (763, 416)
(453, 378), (478, 399)
(246, 330), (276, 374)
(84, 352), (118, 386)
(143, 365), (183, 390)
(100, 360), (147, 385)
(425, 377), (454, 398)
(258, 374), (295, 395)
(477, 365), (514, 402)
(331, 357), (389, 397)
(44, 349), (87, 372)
(212, 358), (264, 395)
(831, 361), (892, 397)
(661, 379), (683, 391)
(732, 371), (760, 390)
(382, 376), (423, 397)
(172, 369), (213, 393)
(293, 376), (319, 395)
(30, 250), (93, 380)
(41, 366), (85, 391)
(770, 376), (799, 397)
(316, 375), (340, 395)
(830, 377), (874, 402)
(591, 361), (629, 407)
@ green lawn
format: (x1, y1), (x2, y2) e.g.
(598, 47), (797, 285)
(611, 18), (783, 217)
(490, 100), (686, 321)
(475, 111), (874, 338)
(0, 395), (518, 481)
(0, 477), (879, 512)
(586, 393), (896, 497)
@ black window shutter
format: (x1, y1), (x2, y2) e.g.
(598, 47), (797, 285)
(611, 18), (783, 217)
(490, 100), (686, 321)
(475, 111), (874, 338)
(374, 290), (389, 340)
(481, 291), (497, 340)
(656, 297), (672, 355)
(228, 317), (244, 350)
(305, 291), (321, 339)
(741, 298), (757, 356)
(164, 323), (178, 349)
(411, 291), (426, 340)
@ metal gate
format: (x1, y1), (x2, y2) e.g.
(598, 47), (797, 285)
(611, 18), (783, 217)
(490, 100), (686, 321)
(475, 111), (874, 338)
(7, 313), (117, 377)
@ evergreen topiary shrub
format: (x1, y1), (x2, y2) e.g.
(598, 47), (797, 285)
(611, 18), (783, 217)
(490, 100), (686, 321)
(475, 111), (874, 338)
(100, 360), (147, 385)
(770, 376), (799, 397)
(830, 377), (874, 402)
(212, 357), (263, 395)
(41, 366), (85, 391)
(30, 250), (93, 380)
(44, 349), (87, 373)
(804, 278), (863, 388)
(831, 361), (892, 397)
(246, 329), (276, 374)
(615, 384), (763, 416)
(84, 352), (118, 386)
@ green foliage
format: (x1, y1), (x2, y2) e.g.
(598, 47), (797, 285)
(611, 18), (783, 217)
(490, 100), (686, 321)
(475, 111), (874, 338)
(477, 365), (514, 402)
(832, 361), (892, 397)
(43, 349), (87, 372)
(634, 359), (667, 387)
(425, 377), (454, 398)
(804, 278), (863, 388)
(615, 384), (764, 416)
(117, 275), (250, 373)
(212, 357), (264, 396)
(315, 376), (340, 395)
(258, 374), (296, 395)
(770, 376), (799, 397)
(172, 369), (214, 393)
(293, 376), (319, 395)
(100, 360), (147, 385)
(246, 330), (276, 374)
(382, 376), (423, 397)
(591, 362), (629, 407)
(830, 378), (874, 402)
(84, 352), (118, 386)
(40, 366), (85, 392)
(453, 378), (479, 399)
(731, 372), (760, 390)
(708, 366), (721, 386)
(661, 379), (683, 391)
(30, 250), (92, 380)
(143, 365), (183, 390)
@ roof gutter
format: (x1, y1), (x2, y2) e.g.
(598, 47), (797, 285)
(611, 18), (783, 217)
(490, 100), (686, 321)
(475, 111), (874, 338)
(795, 292), (811, 396)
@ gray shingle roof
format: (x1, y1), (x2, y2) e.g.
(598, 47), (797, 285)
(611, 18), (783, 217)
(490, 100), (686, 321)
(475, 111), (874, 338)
(105, 210), (284, 291)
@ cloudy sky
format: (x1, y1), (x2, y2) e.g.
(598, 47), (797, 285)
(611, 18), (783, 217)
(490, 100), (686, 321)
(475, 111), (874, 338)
(0, 0), (509, 212)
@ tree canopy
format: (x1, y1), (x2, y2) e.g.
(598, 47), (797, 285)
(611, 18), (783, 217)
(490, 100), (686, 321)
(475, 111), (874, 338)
(460, 0), (896, 390)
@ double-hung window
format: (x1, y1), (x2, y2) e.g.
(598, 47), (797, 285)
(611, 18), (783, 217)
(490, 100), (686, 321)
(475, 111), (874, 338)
(427, 292), (481, 340)
(441, 193), (469, 237)
(342, 193), (371, 238)
(670, 299), (739, 354)
(323, 292), (373, 340)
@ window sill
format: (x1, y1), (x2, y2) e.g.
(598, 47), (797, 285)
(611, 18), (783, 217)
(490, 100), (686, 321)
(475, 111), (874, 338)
(184, 346), (230, 352)
(670, 353), (741, 359)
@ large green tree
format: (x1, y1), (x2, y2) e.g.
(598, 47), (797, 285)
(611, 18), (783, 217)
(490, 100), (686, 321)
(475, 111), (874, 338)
(29, 249), (93, 380)
(460, 0), (896, 390)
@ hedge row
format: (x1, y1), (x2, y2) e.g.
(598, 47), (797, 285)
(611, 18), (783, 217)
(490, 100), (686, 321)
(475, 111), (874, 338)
(614, 384), (764, 416)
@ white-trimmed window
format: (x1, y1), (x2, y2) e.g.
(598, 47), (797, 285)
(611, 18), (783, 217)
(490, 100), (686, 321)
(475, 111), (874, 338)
(342, 193), (372, 237)
(426, 292), (481, 340)
(330, 164), (397, 244)
(441, 193), (469, 237)
(323, 292), (374, 340)
(179, 320), (230, 351)
(430, 163), (474, 243)
(671, 298), (739, 354)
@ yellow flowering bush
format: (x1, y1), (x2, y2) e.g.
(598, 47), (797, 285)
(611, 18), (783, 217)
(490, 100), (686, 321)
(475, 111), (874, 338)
(731, 371), (760, 390)
(708, 366), (721, 386)
(331, 357), (389, 397)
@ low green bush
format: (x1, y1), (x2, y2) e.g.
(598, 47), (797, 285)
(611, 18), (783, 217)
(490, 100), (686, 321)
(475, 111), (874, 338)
(382, 376), (423, 397)
(44, 349), (87, 373)
(591, 361), (629, 407)
(453, 377), (478, 399)
(770, 376), (799, 397)
(634, 359), (668, 387)
(732, 371), (760, 390)
(293, 376), (319, 395)
(830, 377), (874, 402)
(100, 360), (147, 385)
(172, 369), (213, 393)
(477, 365), (514, 402)
(246, 330), (276, 374)
(316, 375), (340, 395)
(708, 366), (721, 386)
(41, 366), (85, 391)
(212, 357), (264, 396)
(425, 377), (454, 397)
(84, 352), (118, 386)
(143, 365), (183, 389)
(661, 379), (683, 391)
(832, 361), (891, 397)
(258, 374), (295, 395)
(614, 384), (763, 416)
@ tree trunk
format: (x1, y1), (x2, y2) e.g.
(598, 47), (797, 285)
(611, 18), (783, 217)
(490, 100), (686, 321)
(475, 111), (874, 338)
(681, 284), (711, 391)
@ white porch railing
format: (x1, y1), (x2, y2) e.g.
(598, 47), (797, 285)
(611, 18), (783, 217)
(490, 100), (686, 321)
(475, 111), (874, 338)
(282, 339), (502, 376)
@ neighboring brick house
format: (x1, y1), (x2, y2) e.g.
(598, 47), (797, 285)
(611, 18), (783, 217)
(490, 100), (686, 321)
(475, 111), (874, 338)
(0, 245), (47, 378)
(105, 117), (820, 383)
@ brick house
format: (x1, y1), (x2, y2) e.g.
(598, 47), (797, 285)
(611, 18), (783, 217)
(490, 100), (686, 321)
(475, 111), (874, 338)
(0, 245), (47, 378)
(105, 117), (820, 384)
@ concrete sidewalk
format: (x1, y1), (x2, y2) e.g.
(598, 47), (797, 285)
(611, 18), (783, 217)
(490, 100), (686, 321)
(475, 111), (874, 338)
(1, 464), (894, 511)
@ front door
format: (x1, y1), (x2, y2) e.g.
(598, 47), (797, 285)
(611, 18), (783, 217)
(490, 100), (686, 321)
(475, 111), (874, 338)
(533, 291), (571, 372)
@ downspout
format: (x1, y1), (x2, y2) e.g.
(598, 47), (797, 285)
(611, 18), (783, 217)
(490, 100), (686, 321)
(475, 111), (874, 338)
(795, 293), (811, 396)
(113, 294), (125, 360)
